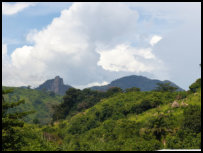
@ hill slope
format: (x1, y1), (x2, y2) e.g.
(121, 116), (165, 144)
(90, 75), (184, 91)
(4, 78), (200, 151)
(41, 81), (200, 151)
(3, 86), (63, 125)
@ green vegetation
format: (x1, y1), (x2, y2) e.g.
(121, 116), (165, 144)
(189, 78), (201, 93)
(52, 87), (123, 122)
(2, 86), (63, 125)
(154, 82), (178, 92)
(2, 78), (201, 151)
(2, 89), (34, 151)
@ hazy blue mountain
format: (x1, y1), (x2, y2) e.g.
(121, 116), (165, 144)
(35, 76), (72, 95)
(90, 75), (184, 91)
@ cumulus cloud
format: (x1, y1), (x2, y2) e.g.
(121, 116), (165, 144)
(2, 43), (47, 87)
(2, 2), (36, 15)
(3, 2), (165, 88)
(97, 44), (157, 72)
(150, 35), (162, 46)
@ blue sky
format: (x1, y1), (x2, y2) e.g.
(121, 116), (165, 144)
(3, 2), (73, 55)
(2, 2), (201, 90)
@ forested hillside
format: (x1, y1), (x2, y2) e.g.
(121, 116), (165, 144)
(2, 86), (63, 125)
(2, 78), (200, 151)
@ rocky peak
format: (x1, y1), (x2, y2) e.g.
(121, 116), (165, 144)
(52, 76), (64, 94)
(36, 76), (72, 95)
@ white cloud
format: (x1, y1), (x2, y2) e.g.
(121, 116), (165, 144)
(2, 44), (7, 57)
(75, 81), (109, 89)
(26, 29), (38, 43)
(2, 2), (36, 15)
(2, 43), (48, 87)
(150, 35), (162, 46)
(2, 2), (166, 88)
(97, 44), (158, 72)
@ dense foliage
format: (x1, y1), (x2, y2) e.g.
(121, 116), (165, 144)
(52, 87), (123, 122)
(2, 86), (62, 124)
(48, 82), (200, 151)
(189, 78), (201, 93)
(165, 104), (201, 149)
(2, 78), (201, 151)
(2, 89), (34, 150)
(154, 82), (178, 92)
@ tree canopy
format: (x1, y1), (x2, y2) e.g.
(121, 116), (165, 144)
(2, 88), (34, 151)
(154, 82), (178, 92)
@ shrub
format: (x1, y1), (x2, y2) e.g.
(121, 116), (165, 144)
(125, 87), (140, 92)
(182, 105), (201, 133)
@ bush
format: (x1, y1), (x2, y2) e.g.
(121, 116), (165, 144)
(122, 138), (161, 151)
(131, 99), (153, 114)
(166, 129), (201, 149)
(95, 104), (114, 122)
(182, 105), (201, 133)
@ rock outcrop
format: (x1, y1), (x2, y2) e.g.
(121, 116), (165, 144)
(171, 101), (180, 108)
(36, 76), (72, 95)
(180, 101), (188, 107)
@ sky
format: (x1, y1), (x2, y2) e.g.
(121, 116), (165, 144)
(2, 2), (201, 90)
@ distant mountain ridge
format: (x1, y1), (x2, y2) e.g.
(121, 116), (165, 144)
(89, 75), (184, 91)
(35, 75), (184, 95)
(35, 76), (72, 95)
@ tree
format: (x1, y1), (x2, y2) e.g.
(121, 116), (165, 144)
(125, 87), (140, 92)
(62, 88), (81, 114)
(52, 88), (81, 122)
(52, 104), (66, 122)
(27, 85), (31, 89)
(33, 118), (40, 124)
(154, 82), (178, 92)
(148, 113), (172, 141)
(189, 78), (201, 93)
(106, 87), (122, 96)
(77, 101), (89, 111)
(2, 88), (34, 151)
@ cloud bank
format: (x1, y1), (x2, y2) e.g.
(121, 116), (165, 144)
(3, 2), (165, 88)
(97, 44), (158, 72)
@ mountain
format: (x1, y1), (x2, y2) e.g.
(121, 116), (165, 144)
(90, 75), (184, 91)
(35, 76), (72, 95)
